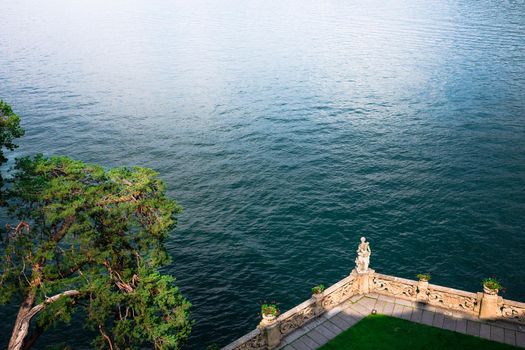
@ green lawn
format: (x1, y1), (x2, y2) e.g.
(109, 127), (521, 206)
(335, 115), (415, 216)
(318, 314), (519, 350)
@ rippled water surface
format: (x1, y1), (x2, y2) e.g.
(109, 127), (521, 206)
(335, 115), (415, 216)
(1, 0), (525, 348)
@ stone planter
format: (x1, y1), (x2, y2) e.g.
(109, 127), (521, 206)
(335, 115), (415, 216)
(483, 284), (499, 295)
(418, 279), (429, 287)
(258, 312), (278, 329)
(262, 313), (277, 323)
(312, 293), (323, 300)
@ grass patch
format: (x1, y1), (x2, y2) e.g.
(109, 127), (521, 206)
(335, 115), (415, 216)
(319, 314), (519, 350)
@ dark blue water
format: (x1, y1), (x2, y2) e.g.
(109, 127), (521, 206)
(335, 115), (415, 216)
(1, 0), (525, 348)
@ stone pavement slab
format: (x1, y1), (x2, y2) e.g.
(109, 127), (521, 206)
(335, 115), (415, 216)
(421, 310), (435, 326)
(455, 318), (467, 334)
(517, 331), (525, 347)
(466, 320), (481, 337)
(410, 308), (423, 323)
(442, 315), (456, 331)
(491, 326), (505, 343)
(505, 328), (517, 346)
(480, 323), (492, 340)
(382, 300), (395, 316)
(433, 312), (445, 328)
(400, 306), (412, 321)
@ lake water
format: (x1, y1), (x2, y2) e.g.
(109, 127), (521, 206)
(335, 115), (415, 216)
(1, 0), (524, 348)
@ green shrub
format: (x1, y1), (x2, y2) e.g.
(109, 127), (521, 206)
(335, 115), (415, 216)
(261, 304), (279, 316)
(483, 277), (503, 291)
(416, 273), (431, 281)
(312, 284), (326, 294)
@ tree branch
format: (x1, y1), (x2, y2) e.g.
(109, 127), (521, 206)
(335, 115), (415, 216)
(98, 325), (114, 350)
(24, 290), (81, 322)
(48, 259), (91, 281)
(51, 216), (75, 243)
(97, 192), (140, 206)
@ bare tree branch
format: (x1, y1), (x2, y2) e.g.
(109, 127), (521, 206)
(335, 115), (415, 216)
(24, 290), (81, 321)
(99, 325), (114, 350)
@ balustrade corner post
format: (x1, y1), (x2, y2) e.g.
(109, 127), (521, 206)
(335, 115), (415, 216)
(313, 293), (325, 316)
(416, 280), (429, 302)
(480, 288), (501, 320)
(263, 320), (282, 350)
(355, 269), (375, 294)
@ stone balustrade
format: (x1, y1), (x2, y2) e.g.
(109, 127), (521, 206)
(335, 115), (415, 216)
(371, 273), (418, 301)
(222, 237), (524, 350)
(500, 299), (525, 325)
(371, 273), (481, 316)
(426, 283), (480, 315)
(223, 328), (266, 350)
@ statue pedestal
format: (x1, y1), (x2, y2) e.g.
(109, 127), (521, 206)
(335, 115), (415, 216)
(353, 268), (375, 294)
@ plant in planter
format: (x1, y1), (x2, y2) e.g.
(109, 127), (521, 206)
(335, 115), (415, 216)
(261, 303), (279, 322)
(416, 273), (431, 282)
(483, 277), (503, 294)
(312, 284), (326, 295)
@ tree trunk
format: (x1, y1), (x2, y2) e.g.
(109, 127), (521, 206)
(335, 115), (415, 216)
(7, 289), (81, 350)
(22, 326), (44, 350)
(8, 291), (36, 350)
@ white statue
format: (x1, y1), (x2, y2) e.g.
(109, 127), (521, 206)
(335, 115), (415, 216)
(355, 237), (371, 273)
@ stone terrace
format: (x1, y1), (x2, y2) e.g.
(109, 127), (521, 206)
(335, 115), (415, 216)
(223, 238), (525, 350)
(278, 293), (525, 350)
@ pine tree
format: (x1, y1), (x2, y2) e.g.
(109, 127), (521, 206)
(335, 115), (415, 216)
(0, 102), (191, 350)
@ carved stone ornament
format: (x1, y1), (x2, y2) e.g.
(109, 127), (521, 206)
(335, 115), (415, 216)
(372, 277), (416, 298)
(427, 290), (477, 312)
(483, 284), (499, 295)
(234, 332), (267, 350)
(501, 304), (525, 324)
(321, 277), (359, 310)
(279, 306), (315, 336)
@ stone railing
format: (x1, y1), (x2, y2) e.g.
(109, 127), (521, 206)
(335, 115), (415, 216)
(222, 237), (524, 349)
(500, 299), (525, 325)
(425, 283), (480, 316)
(222, 272), (363, 350)
(224, 328), (268, 350)
(319, 272), (360, 311)
(223, 328), (266, 350)
(371, 273), (481, 316)
(371, 273), (418, 300)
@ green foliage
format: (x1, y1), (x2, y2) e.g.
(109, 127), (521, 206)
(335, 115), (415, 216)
(0, 100), (24, 163)
(0, 100), (24, 201)
(1, 154), (191, 349)
(311, 284), (326, 294)
(483, 277), (503, 291)
(416, 273), (431, 281)
(261, 304), (279, 317)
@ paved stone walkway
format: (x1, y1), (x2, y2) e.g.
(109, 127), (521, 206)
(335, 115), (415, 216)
(277, 293), (525, 350)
